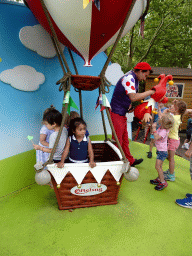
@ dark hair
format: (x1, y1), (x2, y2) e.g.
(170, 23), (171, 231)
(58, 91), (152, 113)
(43, 105), (55, 119)
(65, 111), (80, 127)
(68, 117), (87, 136)
(43, 109), (62, 126)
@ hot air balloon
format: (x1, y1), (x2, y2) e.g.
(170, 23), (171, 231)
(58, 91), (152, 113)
(25, 0), (147, 66)
(28, 0), (150, 210)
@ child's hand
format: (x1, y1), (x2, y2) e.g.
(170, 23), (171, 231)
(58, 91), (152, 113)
(33, 144), (41, 150)
(152, 123), (157, 131)
(142, 113), (152, 123)
(163, 108), (170, 114)
(89, 161), (96, 168)
(57, 162), (64, 168)
(185, 149), (192, 159)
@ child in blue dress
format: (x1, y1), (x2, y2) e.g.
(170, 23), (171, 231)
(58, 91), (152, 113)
(57, 117), (96, 168)
(36, 106), (55, 164)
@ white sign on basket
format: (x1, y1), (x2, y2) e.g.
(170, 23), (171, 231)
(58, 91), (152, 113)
(71, 183), (107, 196)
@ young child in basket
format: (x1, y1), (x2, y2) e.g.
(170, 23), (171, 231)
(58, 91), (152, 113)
(163, 100), (187, 182)
(57, 117), (96, 168)
(33, 108), (68, 163)
(36, 106), (55, 164)
(66, 111), (89, 137)
(150, 113), (174, 191)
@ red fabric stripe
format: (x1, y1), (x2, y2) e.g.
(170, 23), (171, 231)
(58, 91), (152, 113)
(89, 0), (134, 63)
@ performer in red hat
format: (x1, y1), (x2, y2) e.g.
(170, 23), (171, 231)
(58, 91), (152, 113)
(110, 62), (155, 166)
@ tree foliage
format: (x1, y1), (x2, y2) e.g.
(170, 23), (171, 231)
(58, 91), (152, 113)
(107, 0), (192, 72)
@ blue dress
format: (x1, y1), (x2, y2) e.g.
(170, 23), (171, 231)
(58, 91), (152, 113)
(69, 135), (89, 163)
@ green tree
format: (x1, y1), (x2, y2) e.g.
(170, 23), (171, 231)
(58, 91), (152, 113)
(107, 0), (192, 73)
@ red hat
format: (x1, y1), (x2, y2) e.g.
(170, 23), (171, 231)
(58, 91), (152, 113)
(134, 62), (151, 71)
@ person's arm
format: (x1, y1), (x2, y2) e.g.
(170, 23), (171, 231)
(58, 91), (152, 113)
(88, 139), (96, 168)
(151, 123), (162, 141)
(39, 134), (49, 147)
(128, 90), (155, 102)
(185, 109), (192, 115)
(57, 138), (70, 168)
(185, 142), (192, 158)
(33, 144), (52, 153)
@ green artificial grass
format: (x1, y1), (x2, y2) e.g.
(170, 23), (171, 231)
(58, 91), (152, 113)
(0, 150), (36, 197)
(1, 141), (192, 256)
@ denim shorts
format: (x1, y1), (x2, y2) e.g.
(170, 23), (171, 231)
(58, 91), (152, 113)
(156, 150), (168, 161)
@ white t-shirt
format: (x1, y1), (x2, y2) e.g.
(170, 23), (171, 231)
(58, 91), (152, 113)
(49, 127), (68, 160)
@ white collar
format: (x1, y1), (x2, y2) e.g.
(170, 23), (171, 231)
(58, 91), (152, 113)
(72, 135), (87, 141)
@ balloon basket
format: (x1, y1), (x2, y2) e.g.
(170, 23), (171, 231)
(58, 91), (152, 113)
(47, 141), (124, 210)
(71, 75), (101, 91)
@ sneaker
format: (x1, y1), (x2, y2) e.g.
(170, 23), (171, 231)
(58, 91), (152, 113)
(183, 143), (189, 150)
(150, 178), (160, 185)
(147, 152), (152, 158)
(164, 171), (175, 181)
(155, 181), (168, 191)
(186, 193), (192, 198)
(175, 197), (192, 208)
(163, 169), (169, 175)
(131, 158), (143, 167)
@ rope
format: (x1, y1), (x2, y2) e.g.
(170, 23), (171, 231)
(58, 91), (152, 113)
(39, 0), (71, 74)
(36, 0), (73, 170)
(99, 88), (108, 141)
(100, 0), (137, 79)
(98, 0), (138, 163)
(67, 48), (83, 118)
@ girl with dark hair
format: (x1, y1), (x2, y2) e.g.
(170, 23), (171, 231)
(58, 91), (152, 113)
(57, 118), (96, 168)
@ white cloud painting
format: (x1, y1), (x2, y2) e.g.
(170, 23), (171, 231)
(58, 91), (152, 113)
(105, 63), (124, 85)
(19, 24), (65, 58)
(0, 65), (45, 91)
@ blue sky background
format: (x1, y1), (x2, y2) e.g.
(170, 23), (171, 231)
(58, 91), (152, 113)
(0, 1), (115, 160)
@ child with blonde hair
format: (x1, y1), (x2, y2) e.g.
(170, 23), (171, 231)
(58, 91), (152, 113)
(150, 113), (174, 190)
(164, 100), (187, 181)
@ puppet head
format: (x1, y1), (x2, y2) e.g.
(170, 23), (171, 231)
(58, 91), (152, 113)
(151, 74), (173, 103)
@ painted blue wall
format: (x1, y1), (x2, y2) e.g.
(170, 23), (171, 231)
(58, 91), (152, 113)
(0, 2), (115, 160)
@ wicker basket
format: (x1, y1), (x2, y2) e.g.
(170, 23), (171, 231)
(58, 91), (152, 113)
(48, 142), (124, 210)
(71, 75), (101, 91)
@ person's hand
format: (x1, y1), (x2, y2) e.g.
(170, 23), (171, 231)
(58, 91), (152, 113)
(163, 108), (170, 114)
(151, 122), (157, 133)
(57, 162), (64, 168)
(152, 122), (157, 129)
(127, 104), (134, 113)
(33, 144), (41, 150)
(142, 113), (152, 123)
(89, 161), (96, 168)
(185, 149), (192, 159)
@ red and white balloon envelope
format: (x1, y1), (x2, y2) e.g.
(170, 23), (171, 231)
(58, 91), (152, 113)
(25, 0), (147, 66)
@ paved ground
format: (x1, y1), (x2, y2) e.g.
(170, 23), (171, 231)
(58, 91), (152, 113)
(132, 126), (189, 160)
